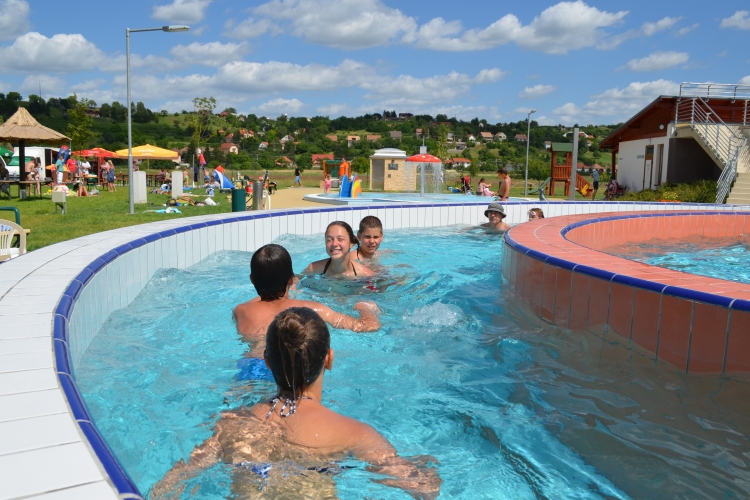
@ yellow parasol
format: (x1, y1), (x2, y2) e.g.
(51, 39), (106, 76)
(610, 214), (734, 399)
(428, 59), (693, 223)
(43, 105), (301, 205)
(115, 144), (179, 160)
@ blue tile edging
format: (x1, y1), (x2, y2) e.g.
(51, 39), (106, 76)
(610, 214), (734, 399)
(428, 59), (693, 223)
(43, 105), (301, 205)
(503, 211), (750, 313)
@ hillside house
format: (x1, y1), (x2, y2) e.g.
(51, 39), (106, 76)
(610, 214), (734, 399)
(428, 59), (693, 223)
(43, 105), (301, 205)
(279, 135), (295, 144)
(448, 158), (471, 168)
(544, 141), (552, 149)
(515, 134), (528, 142)
(347, 135), (361, 147)
(495, 132), (507, 141)
(467, 135), (476, 142)
(220, 143), (238, 154)
(390, 131), (402, 140)
(239, 129), (254, 139)
(454, 142), (467, 150)
(312, 153), (334, 168)
(275, 156), (293, 168)
(480, 132), (493, 141)
(415, 128), (424, 138)
(326, 135), (338, 142)
(258, 142), (268, 150)
(446, 132), (455, 144)
(366, 134), (381, 142)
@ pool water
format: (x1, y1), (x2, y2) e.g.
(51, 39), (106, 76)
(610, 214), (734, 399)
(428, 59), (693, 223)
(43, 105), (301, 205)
(607, 236), (750, 285)
(77, 228), (750, 499)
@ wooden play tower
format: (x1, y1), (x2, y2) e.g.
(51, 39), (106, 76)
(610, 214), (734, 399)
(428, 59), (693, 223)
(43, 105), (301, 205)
(548, 142), (592, 197)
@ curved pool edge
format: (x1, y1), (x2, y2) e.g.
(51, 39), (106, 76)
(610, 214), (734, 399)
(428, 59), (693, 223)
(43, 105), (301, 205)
(503, 210), (750, 375)
(1, 200), (749, 499)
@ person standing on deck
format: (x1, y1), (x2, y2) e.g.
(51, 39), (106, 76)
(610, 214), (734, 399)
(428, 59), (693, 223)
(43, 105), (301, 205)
(497, 168), (510, 201)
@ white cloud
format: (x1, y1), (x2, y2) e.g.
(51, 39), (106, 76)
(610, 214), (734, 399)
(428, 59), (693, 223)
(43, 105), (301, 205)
(621, 51), (689, 72)
(0, 0), (29, 42)
(599, 16), (681, 49)
(413, 1), (627, 54)
(641, 16), (681, 36)
(0, 32), (104, 73)
(740, 76), (750, 85)
(721, 11), (750, 30)
(474, 68), (506, 84)
(550, 79), (678, 124)
(69, 79), (107, 93)
(224, 17), (276, 39)
(253, 0), (416, 49)
(98, 53), (183, 73)
(519, 84), (556, 99)
(317, 103), (349, 116)
(361, 70), (498, 106)
(20, 75), (66, 97)
(676, 23), (699, 36)
(152, 0), (213, 24)
(256, 98), (305, 114)
(169, 41), (249, 66)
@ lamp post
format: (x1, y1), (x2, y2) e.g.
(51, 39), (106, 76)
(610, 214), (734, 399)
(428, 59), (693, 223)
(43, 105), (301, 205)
(524, 109), (536, 196)
(126, 25), (189, 214)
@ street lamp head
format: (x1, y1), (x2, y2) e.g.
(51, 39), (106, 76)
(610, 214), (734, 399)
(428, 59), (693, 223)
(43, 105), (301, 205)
(163, 25), (190, 32)
(529, 109), (537, 115)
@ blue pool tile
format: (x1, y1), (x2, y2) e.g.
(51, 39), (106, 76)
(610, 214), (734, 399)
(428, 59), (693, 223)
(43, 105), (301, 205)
(63, 280), (83, 301)
(142, 233), (161, 243)
(56, 295), (73, 318)
(75, 267), (95, 286)
(129, 238), (148, 249)
(99, 250), (119, 264)
(53, 315), (67, 342)
(612, 274), (668, 294)
(77, 421), (142, 497)
(85, 258), (108, 275)
(112, 243), (133, 256)
(574, 264), (616, 282)
(663, 286), (735, 308)
(58, 373), (92, 421)
(54, 339), (72, 375)
(731, 299), (750, 313)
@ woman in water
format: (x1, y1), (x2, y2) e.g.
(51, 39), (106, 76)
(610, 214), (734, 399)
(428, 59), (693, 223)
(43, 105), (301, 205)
(151, 308), (441, 499)
(303, 221), (375, 277)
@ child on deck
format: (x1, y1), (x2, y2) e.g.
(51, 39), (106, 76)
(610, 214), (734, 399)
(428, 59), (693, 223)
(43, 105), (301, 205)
(356, 216), (383, 261)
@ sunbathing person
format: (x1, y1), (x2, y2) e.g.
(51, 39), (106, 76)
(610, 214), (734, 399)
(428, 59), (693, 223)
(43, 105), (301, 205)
(355, 215), (383, 261)
(151, 307), (440, 499)
(303, 221), (375, 277)
(234, 244), (380, 344)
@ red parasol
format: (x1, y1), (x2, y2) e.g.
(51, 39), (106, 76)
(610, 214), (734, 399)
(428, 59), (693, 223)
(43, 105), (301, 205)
(72, 147), (116, 158)
(406, 154), (442, 163)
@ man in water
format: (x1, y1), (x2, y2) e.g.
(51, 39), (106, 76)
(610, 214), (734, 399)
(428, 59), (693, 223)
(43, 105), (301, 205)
(480, 202), (511, 232)
(356, 216), (383, 261)
(234, 244), (380, 345)
(497, 168), (511, 200)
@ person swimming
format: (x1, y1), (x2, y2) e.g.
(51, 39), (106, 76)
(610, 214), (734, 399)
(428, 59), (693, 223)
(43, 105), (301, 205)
(480, 202), (511, 232)
(355, 215), (383, 262)
(234, 244), (380, 350)
(150, 308), (441, 499)
(303, 221), (375, 277)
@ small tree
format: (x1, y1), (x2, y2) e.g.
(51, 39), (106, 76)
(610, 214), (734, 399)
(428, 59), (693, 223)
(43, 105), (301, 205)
(190, 96), (217, 148)
(67, 95), (95, 151)
(352, 156), (369, 173)
(434, 124), (448, 160)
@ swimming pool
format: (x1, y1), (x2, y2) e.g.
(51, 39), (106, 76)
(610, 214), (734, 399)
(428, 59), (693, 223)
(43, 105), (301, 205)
(607, 236), (750, 285)
(75, 227), (750, 499)
(304, 192), (524, 205)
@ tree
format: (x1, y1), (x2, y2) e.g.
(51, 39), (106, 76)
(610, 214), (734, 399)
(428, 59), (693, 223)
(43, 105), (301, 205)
(190, 96), (217, 147)
(67, 95), (95, 151)
(352, 156), (369, 173)
(434, 124), (448, 160)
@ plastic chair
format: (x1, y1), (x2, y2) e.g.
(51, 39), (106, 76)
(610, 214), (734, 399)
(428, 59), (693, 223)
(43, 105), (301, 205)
(0, 220), (26, 262)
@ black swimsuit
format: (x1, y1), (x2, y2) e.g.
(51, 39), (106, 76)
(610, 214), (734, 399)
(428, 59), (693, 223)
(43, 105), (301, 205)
(321, 258), (357, 276)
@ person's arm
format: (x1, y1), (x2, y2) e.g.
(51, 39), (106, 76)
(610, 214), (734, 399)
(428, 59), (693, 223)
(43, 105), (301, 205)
(352, 425), (441, 500)
(149, 433), (223, 499)
(305, 300), (380, 332)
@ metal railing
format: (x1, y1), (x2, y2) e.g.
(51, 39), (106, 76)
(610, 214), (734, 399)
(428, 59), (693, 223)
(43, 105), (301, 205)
(675, 97), (748, 203)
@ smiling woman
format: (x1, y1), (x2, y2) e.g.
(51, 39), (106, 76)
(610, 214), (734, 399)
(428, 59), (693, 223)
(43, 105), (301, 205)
(303, 221), (375, 277)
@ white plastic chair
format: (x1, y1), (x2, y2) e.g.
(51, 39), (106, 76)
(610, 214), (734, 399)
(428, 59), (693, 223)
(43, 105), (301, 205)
(0, 220), (27, 262)
(52, 190), (67, 214)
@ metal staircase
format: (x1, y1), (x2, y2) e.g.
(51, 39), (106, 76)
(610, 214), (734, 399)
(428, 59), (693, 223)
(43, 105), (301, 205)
(675, 92), (750, 203)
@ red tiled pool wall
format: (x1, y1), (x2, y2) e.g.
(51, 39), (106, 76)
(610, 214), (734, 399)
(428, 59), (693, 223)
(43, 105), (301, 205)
(501, 212), (750, 374)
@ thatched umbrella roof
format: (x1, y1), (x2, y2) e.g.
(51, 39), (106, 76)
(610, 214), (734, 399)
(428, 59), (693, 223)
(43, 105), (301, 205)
(0, 107), (70, 145)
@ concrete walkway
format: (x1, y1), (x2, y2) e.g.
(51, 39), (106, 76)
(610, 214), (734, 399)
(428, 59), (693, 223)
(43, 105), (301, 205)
(268, 187), (326, 209)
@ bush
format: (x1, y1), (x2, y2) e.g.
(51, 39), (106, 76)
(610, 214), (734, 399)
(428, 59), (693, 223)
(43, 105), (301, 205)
(620, 180), (717, 203)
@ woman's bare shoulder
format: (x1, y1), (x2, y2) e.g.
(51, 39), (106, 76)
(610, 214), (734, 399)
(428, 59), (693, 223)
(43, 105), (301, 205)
(303, 258), (328, 274)
(353, 261), (376, 276)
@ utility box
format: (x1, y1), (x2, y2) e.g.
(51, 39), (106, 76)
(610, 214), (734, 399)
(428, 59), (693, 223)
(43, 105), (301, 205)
(133, 171), (148, 204)
(171, 171), (183, 199)
(231, 188), (245, 212)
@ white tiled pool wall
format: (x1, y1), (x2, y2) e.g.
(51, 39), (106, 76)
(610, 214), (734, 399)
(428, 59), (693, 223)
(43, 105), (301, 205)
(2, 201), (749, 500)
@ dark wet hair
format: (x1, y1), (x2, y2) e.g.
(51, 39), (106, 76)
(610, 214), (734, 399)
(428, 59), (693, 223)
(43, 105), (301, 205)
(529, 208), (545, 219)
(250, 244), (295, 301)
(478, 178), (485, 183)
(358, 215), (382, 234)
(326, 221), (358, 247)
(497, 168), (508, 175)
(266, 307), (330, 395)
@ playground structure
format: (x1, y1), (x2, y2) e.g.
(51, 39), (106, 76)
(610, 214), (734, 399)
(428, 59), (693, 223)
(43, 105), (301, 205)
(548, 142), (592, 197)
(321, 158), (361, 198)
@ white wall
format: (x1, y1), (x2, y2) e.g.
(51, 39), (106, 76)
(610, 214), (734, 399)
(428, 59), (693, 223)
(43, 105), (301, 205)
(617, 135), (670, 193)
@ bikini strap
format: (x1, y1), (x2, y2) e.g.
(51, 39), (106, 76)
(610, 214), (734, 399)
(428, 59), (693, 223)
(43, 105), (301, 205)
(321, 258), (331, 275)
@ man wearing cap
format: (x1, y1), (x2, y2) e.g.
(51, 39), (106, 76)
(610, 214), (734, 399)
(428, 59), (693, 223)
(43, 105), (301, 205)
(481, 203), (510, 232)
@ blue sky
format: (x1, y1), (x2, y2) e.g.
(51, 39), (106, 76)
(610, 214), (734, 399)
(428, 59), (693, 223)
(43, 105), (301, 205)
(1, 0), (749, 125)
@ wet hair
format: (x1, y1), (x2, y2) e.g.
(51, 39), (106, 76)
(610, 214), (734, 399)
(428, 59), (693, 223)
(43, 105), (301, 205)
(529, 208), (545, 219)
(478, 178), (485, 183)
(250, 244), (295, 301)
(326, 221), (358, 247)
(358, 216), (382, 235)
(266, 307), (330, 395)
(497, 168), (508, 176)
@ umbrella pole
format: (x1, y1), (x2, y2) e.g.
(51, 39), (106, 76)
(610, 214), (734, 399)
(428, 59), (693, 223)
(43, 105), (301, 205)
(421, 163), (425, 197)
(18, 140), (26, 184)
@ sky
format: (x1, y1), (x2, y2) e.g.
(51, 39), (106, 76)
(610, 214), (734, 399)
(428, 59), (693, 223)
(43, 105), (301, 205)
(1, 0), (749, 125)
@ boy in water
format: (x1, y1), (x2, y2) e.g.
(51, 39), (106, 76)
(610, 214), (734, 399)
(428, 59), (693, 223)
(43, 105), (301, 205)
(355, 216), (383, 261)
